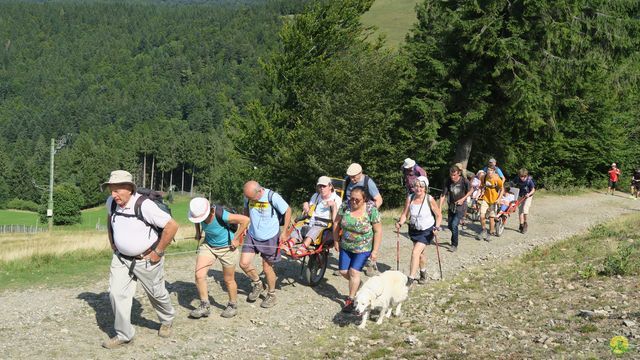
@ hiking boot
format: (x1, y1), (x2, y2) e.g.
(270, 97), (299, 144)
(406, 277), (416, 290)
(418, 269), (428, 284)
(363, 260), (379, 277)
(101, 336), (132, 349)
(522, 222), (528, 234)
(220, 303), (238, 318)
(158, 323), (172, 338)
(519, 223), (524, 233)
(260, 292), (277, 308)
(448, 245), (457, 253)
(189, 301), (211, 319)
(248, 280), (265, 302)
(342, 297), (355, 313)
(485, 232), (491, 242)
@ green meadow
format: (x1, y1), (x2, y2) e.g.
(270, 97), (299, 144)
(361, 0), (420, 49)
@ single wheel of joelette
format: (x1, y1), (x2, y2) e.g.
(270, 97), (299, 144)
(304, 250), (328, 287)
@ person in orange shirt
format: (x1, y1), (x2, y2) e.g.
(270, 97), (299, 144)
(475, 167), (504, 242)
(608, 163), (621, 195)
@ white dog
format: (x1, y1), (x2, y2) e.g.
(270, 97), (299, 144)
(354, 270), (409, 329)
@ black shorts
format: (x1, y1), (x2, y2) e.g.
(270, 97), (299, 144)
(609, 180), (618, 189)
(633, 181), (640, 190)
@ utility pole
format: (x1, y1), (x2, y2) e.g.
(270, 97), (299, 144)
(47, 138), (54, 233)
(47, 135), (70, 233)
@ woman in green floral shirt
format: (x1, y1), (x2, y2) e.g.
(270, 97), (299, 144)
(332, 186), (382, 313)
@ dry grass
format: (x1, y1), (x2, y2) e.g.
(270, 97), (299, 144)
(0, 227), (196, 262)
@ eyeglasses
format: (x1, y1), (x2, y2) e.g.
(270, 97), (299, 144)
(351, 198), (363, 203)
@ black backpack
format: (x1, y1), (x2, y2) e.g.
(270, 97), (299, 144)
(213, 205), (238, 245)
(267, 190), (285, 226)
(343, 175), (372, 201)
(109, 188), (172, 237)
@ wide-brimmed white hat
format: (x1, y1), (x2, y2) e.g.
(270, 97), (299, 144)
(188, 197), (211, 223)
(101, 170), (136, 192)
(403, 158), (416, 169)
(346, 163), (363, 176)
(317, 176), (332, 186)
(415, 176), (429, 188)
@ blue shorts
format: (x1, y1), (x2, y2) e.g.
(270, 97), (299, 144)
(338, 248), (371, 272)
(409, 227), (434, 245)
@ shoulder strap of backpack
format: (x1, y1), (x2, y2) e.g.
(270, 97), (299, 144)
(108, 199), (117, 240)
(133, 196), (161, 234)
(268, 189), (275, 217)
(363, 175), (371, 200)
(214, 205), (232, 245)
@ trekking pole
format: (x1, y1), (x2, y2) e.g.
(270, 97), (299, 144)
(396, 229), (400, 271)
(433, 230), (444, 280)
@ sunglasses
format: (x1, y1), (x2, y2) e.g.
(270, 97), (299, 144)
(351, 198), (363, 203)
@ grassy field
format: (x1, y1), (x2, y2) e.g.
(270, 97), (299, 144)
(0, 195), (194, 229)
(0, 239), (198, 290)
(361, 0), (420, 49)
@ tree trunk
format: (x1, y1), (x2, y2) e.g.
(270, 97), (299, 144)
(181, 164), (185, 193)
(453, 136), (473, 170)
(142, 154), (147, 188)
(190, 165), (195, 196)
(150, 155), (155, 190)
(170, 171), (173, 191)
(161, 171), (164, 191)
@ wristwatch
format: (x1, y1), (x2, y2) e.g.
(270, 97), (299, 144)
(153, 249), (165, 257)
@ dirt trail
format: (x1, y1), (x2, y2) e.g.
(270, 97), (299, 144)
(0, 191), (637, 359)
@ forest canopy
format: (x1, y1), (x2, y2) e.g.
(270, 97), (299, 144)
(1, 0), (638, 214)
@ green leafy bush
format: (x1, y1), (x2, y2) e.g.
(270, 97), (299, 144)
(601, 243), (640, 276)
(38, 183), (85, 225)
(6, 198), (39, 212)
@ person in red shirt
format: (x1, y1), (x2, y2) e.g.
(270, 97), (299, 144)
(608, 163), (621, 195)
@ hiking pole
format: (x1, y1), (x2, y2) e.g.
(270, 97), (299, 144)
(396, 229), (400, 271)
(433, 230), (443, 280)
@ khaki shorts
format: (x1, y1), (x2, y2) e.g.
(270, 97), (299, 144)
(479, 200), (496, 218)
(518, 196), (533, 215)
(197, 243), (238, 268)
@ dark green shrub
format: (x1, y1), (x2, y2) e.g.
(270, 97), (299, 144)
(6, 198), (39, 212)
(38, 183), (84, 225)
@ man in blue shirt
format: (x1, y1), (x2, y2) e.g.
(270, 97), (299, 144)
(483, 158), (506, 182)
(345, 163), (383, 208)
(240, 181), (291, 308)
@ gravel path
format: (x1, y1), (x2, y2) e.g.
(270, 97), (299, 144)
(0, 191), (637, 359)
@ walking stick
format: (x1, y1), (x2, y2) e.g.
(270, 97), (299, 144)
(396, 229), (400, 271)
(433, 230), (443, 280)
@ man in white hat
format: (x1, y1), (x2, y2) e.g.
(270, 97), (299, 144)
(402, 158), (427, 196)
(101, 170), (178, 349)
(344, 163), (383, 208)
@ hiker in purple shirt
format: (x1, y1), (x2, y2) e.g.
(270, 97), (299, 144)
(402, 158), (427, 196)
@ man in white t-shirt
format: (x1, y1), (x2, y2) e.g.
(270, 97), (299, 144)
(101, 170), (179, 349)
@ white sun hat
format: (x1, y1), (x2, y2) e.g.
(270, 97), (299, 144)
(188, 197), (211, 223)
